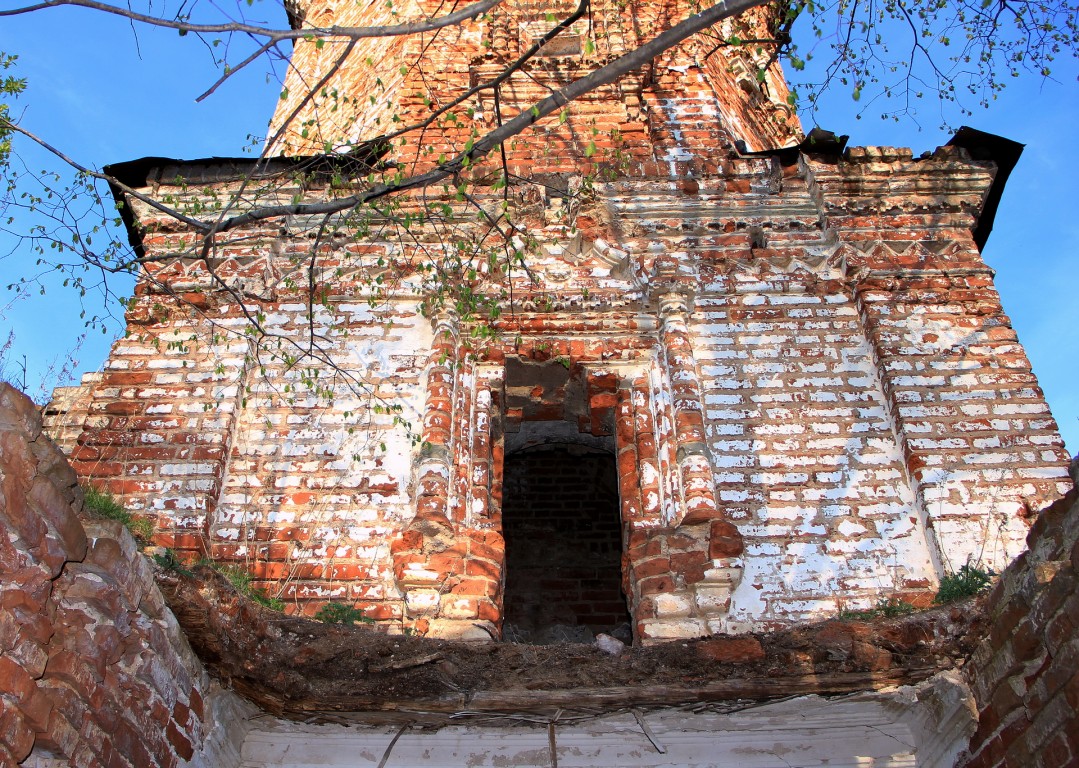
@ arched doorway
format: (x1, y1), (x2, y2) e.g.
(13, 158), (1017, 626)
(501, 443), (632, 644)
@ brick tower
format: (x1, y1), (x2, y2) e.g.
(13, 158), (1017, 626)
(47, 0), (1072, 642)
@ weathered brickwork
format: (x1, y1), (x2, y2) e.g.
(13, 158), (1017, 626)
(212, 302), (431, 611)
(43, 372), (102, 457)
(270, 0), (798, 158)
(692, 285), (940, 629)
(45, 0), (1073, 643)
(962, 483), (1079, 768)
(0, 384), (242, 767)
(811, 149), (1068, 573)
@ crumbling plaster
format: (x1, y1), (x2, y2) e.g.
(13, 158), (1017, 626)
(41, 0), (1072, 641)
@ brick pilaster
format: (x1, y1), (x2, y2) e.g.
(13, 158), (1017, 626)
(414, 309), (459, 523)
(851, 260), (1071, 572)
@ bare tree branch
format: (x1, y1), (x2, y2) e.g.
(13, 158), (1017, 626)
(1, 119), (210, 230)
(203, 0), (769, 236)
(0, 0), (507, 42)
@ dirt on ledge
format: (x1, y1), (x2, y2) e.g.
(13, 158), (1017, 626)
(156, 563), (988, 726)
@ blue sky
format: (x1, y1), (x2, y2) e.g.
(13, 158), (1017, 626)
(0, 4), (1075, 455)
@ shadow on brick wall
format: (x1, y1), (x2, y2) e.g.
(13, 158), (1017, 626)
(962, 475), (1079, 767)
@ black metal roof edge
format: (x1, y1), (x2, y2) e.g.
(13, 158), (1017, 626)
(102, 142), (391, 257)
(284, 0), (306, 30)
(739, 125), (1021, 252)
(104, 173), (147, 263)
(947, 126), (1024, 251)
(102, 143), (388, 189)
(734, 127), (849, 165)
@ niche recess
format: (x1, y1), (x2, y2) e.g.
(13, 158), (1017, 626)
(499, 357), (632, 643)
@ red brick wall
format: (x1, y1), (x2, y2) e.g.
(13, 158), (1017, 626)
(812, 149), (1072, 576)
(962, 483), (1079, 768)
(41, 9), (1072, 638)
(270, 0), (800, 159)
(691, 284), (940, 628)
(0, 384), (212, 767)
(44, 144), (1074, 638)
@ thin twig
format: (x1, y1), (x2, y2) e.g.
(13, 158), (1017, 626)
(632, 708), (667, 754)
(0, 0), (506, 42)
(377, 722), (412, 768)
(370, 650), (444, 673)
(1, 121), (208, 231)
(196, 39), (276, 102)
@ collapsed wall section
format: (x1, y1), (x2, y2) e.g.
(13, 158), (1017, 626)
(0, 383), (248, 768)
(962, 480), (1079, 768)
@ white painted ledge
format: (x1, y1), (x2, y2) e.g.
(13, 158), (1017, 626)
(235, 672), (974, 768)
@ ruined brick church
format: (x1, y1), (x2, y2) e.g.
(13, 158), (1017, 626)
(12, 0), (1078, 764)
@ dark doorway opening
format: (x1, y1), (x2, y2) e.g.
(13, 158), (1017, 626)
(501, 444), (632, 644)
